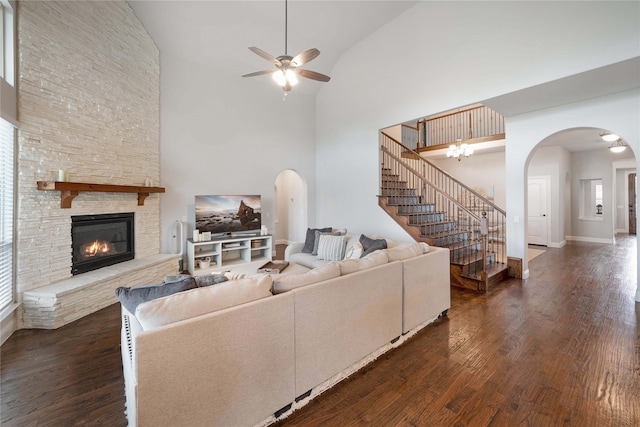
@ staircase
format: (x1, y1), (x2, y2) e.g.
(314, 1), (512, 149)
(379, 132), (508, 292)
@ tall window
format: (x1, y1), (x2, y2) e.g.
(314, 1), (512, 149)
(0, 118), (14, 310)
(0, 0), (16, 311)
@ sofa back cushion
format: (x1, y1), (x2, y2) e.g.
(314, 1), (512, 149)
(337, 250), (389, 275)
(385, 242), (424, 262)
(272, 262), (341, 294)
(135, 275), (273, 330)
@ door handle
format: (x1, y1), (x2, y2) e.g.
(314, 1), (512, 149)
(542, 214), (546, 217)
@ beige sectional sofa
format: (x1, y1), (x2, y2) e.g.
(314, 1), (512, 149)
(120, 236), (450, 427)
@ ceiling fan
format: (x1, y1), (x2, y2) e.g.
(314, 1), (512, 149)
(242, 0), (331, 92)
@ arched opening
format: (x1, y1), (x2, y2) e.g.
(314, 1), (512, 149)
(524, 126), (636, 271)
(274, 170), (307, 246)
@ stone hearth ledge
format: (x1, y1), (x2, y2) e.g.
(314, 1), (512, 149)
(22, 254), (180, 329)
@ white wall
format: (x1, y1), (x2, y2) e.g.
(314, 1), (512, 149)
(315, 1), (639, 243)
(158, 53), (317, 252)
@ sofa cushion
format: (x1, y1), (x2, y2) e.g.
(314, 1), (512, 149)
(302, 227), (332, 253)
(337, 250), (389, 275)
(272, 262), (341, 294)
(385, 242), (424, 262)
(115, 276), (197, 314)
(289, 252), (331, 269)
(359, 234), (388, 257)
(317, 234), (347, 261)
(135, 275), (273, 330)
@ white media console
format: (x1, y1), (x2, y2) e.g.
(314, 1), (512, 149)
(186, 234), (273, 276)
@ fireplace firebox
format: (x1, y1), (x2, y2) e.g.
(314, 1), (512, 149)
(71, 213), (135, 275)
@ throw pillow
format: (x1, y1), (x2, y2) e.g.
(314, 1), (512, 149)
(195, 274), (228, 287)
(317, 234), (347, 261)
(164, 274), (192, 283)
(115, 276), (197, 314)
(312, 230), (344, 255)
(344, 241), (364, 260)
(302, 227), (332, 253)
(135, 275), (273, 330)
(359, 234), (387, 258)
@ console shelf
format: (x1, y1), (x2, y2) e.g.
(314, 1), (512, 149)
(36, 181), (165, 208)
(186, 235), (273, 276)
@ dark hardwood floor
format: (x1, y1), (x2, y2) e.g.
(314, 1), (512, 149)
(2, 236), (638, 426)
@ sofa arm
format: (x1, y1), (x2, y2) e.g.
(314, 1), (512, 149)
(284, 242), (305, 261)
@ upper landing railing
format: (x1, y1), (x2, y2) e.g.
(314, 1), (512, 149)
(406, 104), (505, 151)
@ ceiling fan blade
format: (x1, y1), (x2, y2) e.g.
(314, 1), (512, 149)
(248, 46), (281, 65)
(291, 48), (320, 67)
(241, 70), (275, 78)
(296, 69), (331, 82)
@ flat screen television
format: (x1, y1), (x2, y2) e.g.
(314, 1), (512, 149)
(195, 195), (261, 236)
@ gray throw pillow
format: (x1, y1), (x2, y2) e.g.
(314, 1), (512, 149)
(115, 276), (197, 314)
(359, 234), (387, 258)
(195, 274), (228, 287)
(302, 227), (332, 253)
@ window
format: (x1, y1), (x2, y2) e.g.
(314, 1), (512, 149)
(0, 118), (14, 310)
(0, 0), (15, 311)
(579, 178), (604, 220)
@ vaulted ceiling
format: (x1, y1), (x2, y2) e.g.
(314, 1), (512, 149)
(128, 1), (639, 156)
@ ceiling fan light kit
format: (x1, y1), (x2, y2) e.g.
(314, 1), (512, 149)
(242, 0), (331, 93)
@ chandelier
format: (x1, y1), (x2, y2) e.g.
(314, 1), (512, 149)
(446, 139), (474, 161)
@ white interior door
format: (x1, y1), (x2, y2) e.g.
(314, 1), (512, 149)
(528, 176), (549, 246)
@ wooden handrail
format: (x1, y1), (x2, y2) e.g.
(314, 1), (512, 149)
(417, 104), (485, 123)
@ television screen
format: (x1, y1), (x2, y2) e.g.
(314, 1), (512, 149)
(195, 195), (261, 235)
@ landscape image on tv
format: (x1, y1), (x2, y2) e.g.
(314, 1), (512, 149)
(195, 195), (261, 234)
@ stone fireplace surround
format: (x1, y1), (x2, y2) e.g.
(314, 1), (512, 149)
(13, 1), (177, 330)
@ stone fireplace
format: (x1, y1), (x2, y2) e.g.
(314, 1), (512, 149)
(14, 1), (180, 331)
(71, 213), (135, 275)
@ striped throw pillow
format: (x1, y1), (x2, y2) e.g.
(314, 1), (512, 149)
(316, 234), (347, 261)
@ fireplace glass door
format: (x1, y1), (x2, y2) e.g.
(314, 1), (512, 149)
(71, 213), (135, 275)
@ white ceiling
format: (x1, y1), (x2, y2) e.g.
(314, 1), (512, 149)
(128, 1), (638, 158)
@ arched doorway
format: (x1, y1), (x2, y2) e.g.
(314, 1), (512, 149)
(524, 127), (637, 285)
(274, 170), (307, 245)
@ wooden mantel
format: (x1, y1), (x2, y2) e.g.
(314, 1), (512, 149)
(36, 181), (165, 208)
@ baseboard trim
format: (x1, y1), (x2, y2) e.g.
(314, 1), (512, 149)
(548, 240), (566, 248)
(1, 303), (21, 346)
(566, 236), (613, 244)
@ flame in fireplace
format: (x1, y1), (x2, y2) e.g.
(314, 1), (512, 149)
(82, 240), (116, 258)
